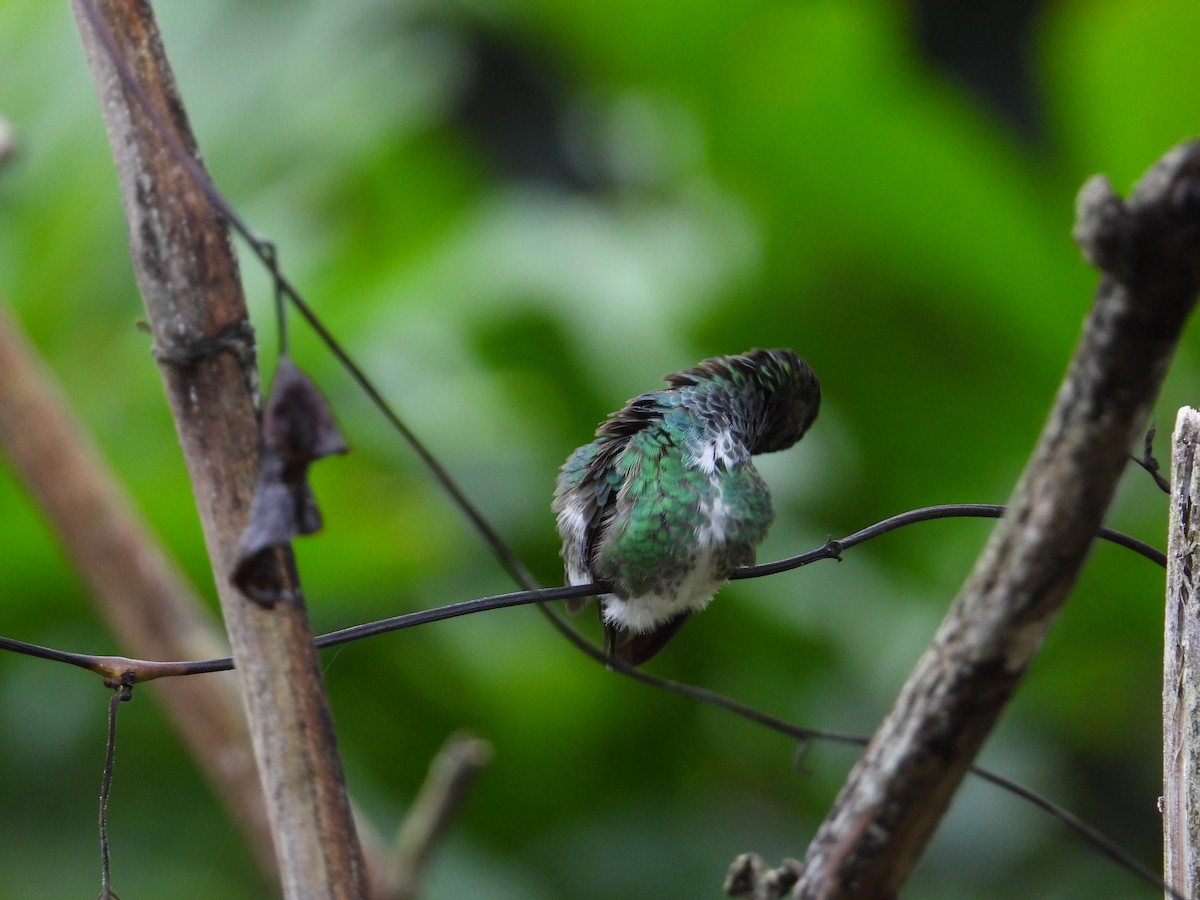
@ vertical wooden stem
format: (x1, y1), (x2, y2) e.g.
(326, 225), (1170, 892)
(70, 0), (367, 895)
(1164, 406), (1200, 897)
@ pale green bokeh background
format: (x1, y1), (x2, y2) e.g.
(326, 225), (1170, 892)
(1, 0), (1197, 896)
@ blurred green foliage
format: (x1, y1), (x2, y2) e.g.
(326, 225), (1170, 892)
(0, 0), (1197, 896)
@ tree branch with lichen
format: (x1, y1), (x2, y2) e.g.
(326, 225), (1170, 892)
(790, 141), (1200, 898)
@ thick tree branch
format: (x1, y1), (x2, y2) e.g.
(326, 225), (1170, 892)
(794, 142), (1200, 896)
(70, 1), (366, 895)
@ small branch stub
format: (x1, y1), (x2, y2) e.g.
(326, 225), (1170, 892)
(725, 853), (802, 900)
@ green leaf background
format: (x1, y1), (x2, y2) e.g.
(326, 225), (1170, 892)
(1, 0), (1196, 896)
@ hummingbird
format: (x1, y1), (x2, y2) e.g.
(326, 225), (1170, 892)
(553, 348), (820, 666)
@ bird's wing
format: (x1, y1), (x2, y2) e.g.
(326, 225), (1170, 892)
(554, 391), (669, 606)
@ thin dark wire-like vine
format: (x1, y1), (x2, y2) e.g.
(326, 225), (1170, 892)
(733, 504), (1166, 577)
(263, 241), (288, 358)
(2, 513), (1177, 896)
(1133, 423), (1172, 494)
(99, 679), (132, 900)
(970, 765), (1181, 900)
(6, 571), (1181, 898)
(0, 505), (1164, 676)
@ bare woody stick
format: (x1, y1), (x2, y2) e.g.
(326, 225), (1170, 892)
(793, 143), (1200, 897)
(1164, 406), (1200, 897)
(388, 732), (493, 900)
(70, 1), (367, 895)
